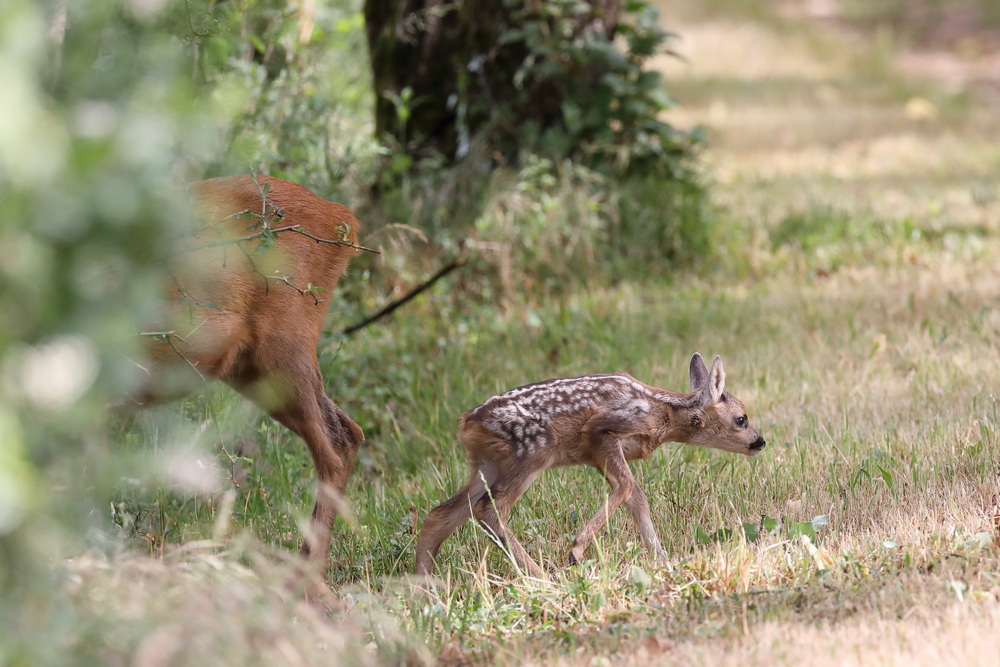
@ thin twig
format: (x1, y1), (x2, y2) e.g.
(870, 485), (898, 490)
(289, 226), (380, 254)
(341, 258), (465, 336)
(234, 238), (271, 296)
(178, 224), (379, 255)
(263, 274), (326, 305)
(227, 234), (325, 304)
(178, 223), (300, 252)
(136, 330), (183, 339)
(138, 329), (206, 382)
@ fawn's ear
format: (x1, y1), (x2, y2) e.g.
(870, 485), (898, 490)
(689, 353), (710, 392)
(701, 355), (726, 406)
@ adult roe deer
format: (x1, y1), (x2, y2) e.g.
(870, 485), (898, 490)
(132, 174), (366, 567)
(414, 353), (766, 577)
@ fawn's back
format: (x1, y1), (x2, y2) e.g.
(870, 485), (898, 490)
(459, 365), (764, 466)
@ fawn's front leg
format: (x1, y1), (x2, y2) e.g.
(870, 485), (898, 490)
(621, 482), (666, 561)
(568, 440), (636, 565)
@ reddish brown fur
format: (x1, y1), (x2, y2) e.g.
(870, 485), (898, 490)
(415, 354), (765, 577)
(134, 174), (364, 566)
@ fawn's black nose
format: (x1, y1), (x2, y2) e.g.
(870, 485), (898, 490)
(749, 436), (766, 452)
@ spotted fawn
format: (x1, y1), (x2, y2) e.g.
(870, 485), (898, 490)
(414, 353), (766, 577)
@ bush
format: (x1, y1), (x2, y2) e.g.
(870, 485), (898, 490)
(0, 1), (218, 662)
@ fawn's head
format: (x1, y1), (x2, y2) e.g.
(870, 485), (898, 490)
(682, 353), (765, 456)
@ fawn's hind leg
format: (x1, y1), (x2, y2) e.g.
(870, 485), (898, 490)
(472, 465), (546, 578)
(415, 462), (497, 575)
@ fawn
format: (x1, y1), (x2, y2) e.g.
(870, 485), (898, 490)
(133, 175), (366, 567)
(414, 353), (765, 577)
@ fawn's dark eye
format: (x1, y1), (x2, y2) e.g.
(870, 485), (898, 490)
(735, 416), (747, 428)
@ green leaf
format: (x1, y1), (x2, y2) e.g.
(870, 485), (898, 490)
(334, 14), (364, 34)
(787, 521), (816, 540)
(711, 527), (733, 543)
(877, 465), (894, 489)
(562, 102), (582, 135)
(389, 153), (413, 174)
(636, 70), (661, 92)
(630, 565), (652, 590)
(742, 522), (760, 543)
(247, 33), (266, 54)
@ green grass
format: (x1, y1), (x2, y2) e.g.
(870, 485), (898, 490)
(69, 0), (1000, 664)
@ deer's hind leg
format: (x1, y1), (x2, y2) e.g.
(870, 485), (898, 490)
(415, 461), (498, 575)
(225, 347), (363, 565)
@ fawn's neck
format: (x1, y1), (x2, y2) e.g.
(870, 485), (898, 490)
(649, 390), (704, 445)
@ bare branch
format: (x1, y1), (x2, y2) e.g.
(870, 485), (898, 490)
(263, 274), (326, 305)
(341, 258), (465, 336)
(177, 224), (379, 255)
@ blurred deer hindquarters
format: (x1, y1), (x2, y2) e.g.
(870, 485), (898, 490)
(415, 353), (766, 577)
(131, 174), (367, 568)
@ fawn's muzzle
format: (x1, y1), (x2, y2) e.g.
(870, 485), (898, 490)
(749, 436), (766, 452)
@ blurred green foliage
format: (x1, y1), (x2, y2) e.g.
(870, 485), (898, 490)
(0, 0), (215, 663)
(182, 0), (376, 195)
(358, 0), (708, 299)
